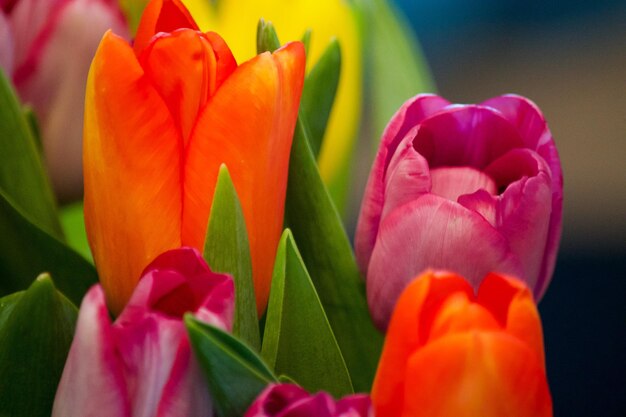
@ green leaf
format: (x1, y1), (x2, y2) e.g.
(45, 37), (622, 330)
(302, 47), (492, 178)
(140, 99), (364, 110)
(353, 0), (435, 146)
(59, 202), (93, 262)
(257, 19), (383, 393)
(300, 39), (341, 158)
(262, 230), (353, 397)
(186, 315), (277, 417)
(0, 274), (78, 417)
(284, 116), (382, 392)
(0, 69), (63, 240)
(0, 190), (98, 306)
(300, 29), (312, 61)
(204, 165), (259, 351)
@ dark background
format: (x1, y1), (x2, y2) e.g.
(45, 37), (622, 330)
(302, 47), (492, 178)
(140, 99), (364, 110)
(391, 1), (626, 415)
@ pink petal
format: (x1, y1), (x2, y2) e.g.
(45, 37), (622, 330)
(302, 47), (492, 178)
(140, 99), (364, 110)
(413, 105), (525, 169)
(115, 315), (187, 417)
(245, 384), (310, 417)
(482, 95), (563, 299)
(335, 394), (372, 417)
(380, 128), (431, 219)
(430, 166), (497, 202)
(12, 0), (128, 200)
(52, 286), (131, 417)
(0, 12), (14, 75)
(367, 195), (523, 330)
(355, 95), (450, 274)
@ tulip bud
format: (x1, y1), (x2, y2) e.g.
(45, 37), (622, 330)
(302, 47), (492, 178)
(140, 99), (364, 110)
(0, 0), (128, 201)
(355, 94), (563, 329)
(245, 384), (372, 417)
(83, 0), (305, 314)
(52, 247), (234, 417)
(372, 271), (552, 417)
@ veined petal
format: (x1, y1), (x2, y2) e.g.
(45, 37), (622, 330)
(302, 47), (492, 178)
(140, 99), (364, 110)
(140, 29), (217, 142)
(355, 95), (450, 274)
(133, 0), (198, 56)
(367, 195), (523, 328)
(401, 332), (552, 417)
(52, 286), (131, 417)
(84, 31), (182, 314)
(183, 41), (305, 313)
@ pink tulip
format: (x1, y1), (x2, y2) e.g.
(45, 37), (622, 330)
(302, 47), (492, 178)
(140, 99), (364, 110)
(245, 384), (372, 417)
(0, 0), (127, 201)
(52, 247), (234, 417)
(355, 94), (563, 329)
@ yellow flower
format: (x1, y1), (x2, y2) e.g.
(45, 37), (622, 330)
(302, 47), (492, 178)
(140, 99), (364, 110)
(182, 0), (362, 202)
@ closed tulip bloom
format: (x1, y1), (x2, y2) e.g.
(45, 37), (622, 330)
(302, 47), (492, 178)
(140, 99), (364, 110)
(52, 247), (234, 417)
(355, 94), (563, 328)
(181, 0), (361, 196)
(245, 384), (372, 417)
(372, 270), (552, 417)
(0, 0), (128, 201)
(83, 0), (305, 314)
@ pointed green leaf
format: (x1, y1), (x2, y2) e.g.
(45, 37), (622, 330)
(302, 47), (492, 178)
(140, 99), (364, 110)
(300, 28), (312, 60)
(59, 202), (93, 262)
(262, 230), (353, 397)
(257, 19), (383, 393)
(284, 117), (382, 392)
(0, 69), (63, 240)
(0, 274), (78, 417)
(301, 39), (341, 158)
(204, 165), (259, 351)
(0, 190), (97, 305)
(186, 315), (276, 417)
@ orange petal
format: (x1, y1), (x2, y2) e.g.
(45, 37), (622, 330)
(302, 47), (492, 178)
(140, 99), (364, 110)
(371, 271), (473, 417)
(399, 332), (552, 417)
(133, 0), (198, 56)
(182, 41), (305, 314)
(477, 273), (545, 366)
(140, 29), (217, 142)
(204, 32), (237, 88)
(84, 31), (183, 314)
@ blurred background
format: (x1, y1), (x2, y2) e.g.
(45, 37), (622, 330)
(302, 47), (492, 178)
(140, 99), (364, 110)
(391, 0), (626, 415)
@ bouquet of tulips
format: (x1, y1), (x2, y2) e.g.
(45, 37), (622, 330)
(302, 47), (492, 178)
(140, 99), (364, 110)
(0, 0), (562, 416)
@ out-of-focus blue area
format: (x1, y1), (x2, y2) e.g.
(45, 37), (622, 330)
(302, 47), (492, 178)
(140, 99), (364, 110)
(392, 1), (626, 416)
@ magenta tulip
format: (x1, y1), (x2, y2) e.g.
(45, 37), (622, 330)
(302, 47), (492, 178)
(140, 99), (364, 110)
(52, 247), (233, 417)
(355, 94), (563, 329)
(0, 0), (127, 200)
(245, 384), (372, 417)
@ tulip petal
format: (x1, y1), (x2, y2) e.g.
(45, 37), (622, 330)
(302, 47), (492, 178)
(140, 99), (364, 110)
(52, 286), (131, 417)
(183, 41), (305, 313)
(140, 29), (217, 142)
(401, 332), (552, 417)
(204, 31), (237, 88)
(244, 384), (310, 417)
(481, 95), (563, 298)
(430, 166), (497, 202)
(379, 129), (431, 219)
(11, 0), (128, 200)
(413, 105), (525, 169)
(486, 149), (553, 293)
(477, 273), (545, 367)
(356, 95), (450, 273)
(84, 32), (182, 314)
(335, 394), (372, 417)
(367, 195), (523, 328)
(371, 272), (473, 417)
(133, 0), (198, 55)
(0, 12), (14, 75)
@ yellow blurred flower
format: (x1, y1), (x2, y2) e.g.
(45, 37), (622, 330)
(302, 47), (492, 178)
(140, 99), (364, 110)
(182, 0), (362, 203)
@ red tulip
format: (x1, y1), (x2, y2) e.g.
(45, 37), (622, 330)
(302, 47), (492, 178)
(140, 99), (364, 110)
(83, 0), (305, 314)
(52, 247), (234, 417)
(355, 94), (563, 328)
(372, 270), (552, 417)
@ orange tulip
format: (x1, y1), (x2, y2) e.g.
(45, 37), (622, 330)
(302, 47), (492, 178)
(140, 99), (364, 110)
(83, 0), (305, 314)
(372, 271), (552, 417)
